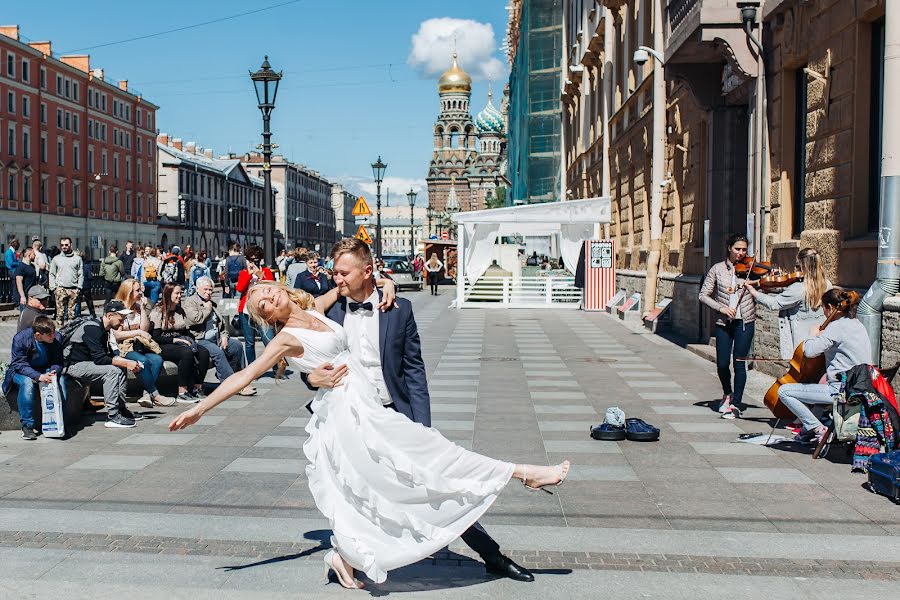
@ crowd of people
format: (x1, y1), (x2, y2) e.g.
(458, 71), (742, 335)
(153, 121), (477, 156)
(2, 236), (367, 439)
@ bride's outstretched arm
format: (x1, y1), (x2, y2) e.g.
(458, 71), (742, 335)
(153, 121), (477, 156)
(169, 332), (304, 431)
(312, 278), (397, 314)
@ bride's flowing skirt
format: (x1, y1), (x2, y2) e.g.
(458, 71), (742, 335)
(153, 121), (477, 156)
(304, 350), (515, 583)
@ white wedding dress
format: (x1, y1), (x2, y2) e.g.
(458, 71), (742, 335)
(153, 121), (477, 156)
(284, 310), (515, 584)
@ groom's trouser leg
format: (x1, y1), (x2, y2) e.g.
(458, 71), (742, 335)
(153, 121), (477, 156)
(460, 522), (501, 561)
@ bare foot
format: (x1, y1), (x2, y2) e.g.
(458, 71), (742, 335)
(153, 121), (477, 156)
(523, 461), (570, 489)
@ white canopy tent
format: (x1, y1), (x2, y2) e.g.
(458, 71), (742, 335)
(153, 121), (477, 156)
(450, 197), (612, 308)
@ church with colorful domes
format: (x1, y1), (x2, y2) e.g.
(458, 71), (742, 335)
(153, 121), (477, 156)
(427, 52), (509, 214)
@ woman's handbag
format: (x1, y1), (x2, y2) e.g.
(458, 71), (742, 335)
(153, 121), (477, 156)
(118, 335), (162, 355)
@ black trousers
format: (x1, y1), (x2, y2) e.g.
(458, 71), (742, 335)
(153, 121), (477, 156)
(427, 272), (440, 295)
(160, 343), (210, 389)
(383, 402), (502, 562)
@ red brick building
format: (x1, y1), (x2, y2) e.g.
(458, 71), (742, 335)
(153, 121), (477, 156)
(0, 25), (159, 258)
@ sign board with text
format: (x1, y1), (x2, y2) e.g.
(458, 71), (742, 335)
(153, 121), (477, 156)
(583, 239), (615, 311)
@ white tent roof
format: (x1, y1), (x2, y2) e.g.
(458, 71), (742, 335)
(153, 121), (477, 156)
(452, 197), (611, 225)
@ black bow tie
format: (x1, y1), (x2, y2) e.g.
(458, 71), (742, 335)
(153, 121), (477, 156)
(349, 301), (373, 312)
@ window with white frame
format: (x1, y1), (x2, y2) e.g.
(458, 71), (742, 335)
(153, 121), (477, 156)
(113, 154), (119, 178)
(125, 157), (131, 181)
(73, 142), (80, 170)
(40, 67), (46, 89)
(7, 91), (14, 113)
(22, 129), (29, 159)
(23, 176), (30, 202)
(6, 53), (15, 77)
(40, 102), (46, 124)
(41, 179), (48, 204)
(40, 134), (47, 163)
(73, 114), (79, 133)
(56, 74), (62, 94)
(21, 95), (29, 117)
(21, 58), (29, 82)
(8, 125), (15, 155)
(57, 139), (63, 167)
(57, 180), (64, 207)
(73, 182), (80, 208)
(88, 146), (94, 172)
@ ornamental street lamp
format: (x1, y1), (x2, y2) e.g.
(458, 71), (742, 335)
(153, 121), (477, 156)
(371, 156), (387, 257)
(250, 56), (282, 266)
(426, 206), (434, 239)
(406, 188), (417, 260)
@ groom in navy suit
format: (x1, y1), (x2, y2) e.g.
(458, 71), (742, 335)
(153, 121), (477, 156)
(304, 238), (534, 582)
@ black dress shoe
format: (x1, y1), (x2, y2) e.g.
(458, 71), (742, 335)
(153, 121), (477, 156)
(485, 555), (534, 582)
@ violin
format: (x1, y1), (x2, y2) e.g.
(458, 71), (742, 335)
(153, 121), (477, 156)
(747, 269), (804, 290)
(734, 255), (775, 280)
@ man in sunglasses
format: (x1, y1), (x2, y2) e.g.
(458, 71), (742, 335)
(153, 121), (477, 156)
(49, 237), (84, 328)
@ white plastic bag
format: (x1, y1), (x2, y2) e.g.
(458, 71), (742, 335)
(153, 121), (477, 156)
(40, 374), (65, 438)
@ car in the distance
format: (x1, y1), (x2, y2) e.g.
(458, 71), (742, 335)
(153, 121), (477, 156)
(383, 258), (422, 292)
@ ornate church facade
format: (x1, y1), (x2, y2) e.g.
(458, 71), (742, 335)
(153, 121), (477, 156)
(427, 53), (509, 214)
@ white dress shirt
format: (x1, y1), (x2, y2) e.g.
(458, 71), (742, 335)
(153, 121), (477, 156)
(343, 288), (392, 406)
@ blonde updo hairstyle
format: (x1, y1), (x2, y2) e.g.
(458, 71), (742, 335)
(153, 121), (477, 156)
(245, 280), (316, 332)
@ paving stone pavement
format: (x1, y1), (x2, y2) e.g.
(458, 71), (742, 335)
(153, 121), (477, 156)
(1, 289), (898, 598)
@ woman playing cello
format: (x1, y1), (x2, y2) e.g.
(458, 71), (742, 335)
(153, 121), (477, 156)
(698, 234), (757, 419)
(777, 288), (872, 443)
(742, 248), (831, 360)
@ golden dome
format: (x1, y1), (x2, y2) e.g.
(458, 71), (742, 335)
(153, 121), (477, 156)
(438, 52), (472, 94)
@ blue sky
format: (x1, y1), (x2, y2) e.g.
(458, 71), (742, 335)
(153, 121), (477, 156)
(8, 0), (509, 205)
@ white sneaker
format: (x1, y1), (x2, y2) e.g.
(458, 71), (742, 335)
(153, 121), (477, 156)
(137, 393), (153, 408)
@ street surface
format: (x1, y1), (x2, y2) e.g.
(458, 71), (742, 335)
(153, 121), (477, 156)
(1, 290), (898, 599)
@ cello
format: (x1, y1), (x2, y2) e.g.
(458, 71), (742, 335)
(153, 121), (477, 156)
(762, 293), (857, 419)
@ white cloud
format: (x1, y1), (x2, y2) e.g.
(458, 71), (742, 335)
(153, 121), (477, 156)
(408, 18), (506, 81)
(335, 175), (429, 207)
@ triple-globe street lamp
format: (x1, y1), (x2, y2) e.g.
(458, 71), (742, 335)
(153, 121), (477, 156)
(250, 56), (282, 267)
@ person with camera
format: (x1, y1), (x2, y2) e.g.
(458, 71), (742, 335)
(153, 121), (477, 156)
(64, 300), (145, 428)
(112, 279), (176, 408)
(182, 276), (256, 396)
(295, 252), (333, 298)
(149, 283), (211, 404)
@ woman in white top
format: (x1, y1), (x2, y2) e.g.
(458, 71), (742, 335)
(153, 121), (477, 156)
(777, 288), (872, 442)
(424, 254), (444, 296)
(743, 248), (831, 359)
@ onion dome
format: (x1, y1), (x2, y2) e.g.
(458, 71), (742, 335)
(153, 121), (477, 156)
(475, 87), (504, 134)
(438, 52), (472, 94)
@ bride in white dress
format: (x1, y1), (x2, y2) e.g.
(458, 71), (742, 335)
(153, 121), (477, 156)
(171, 281), (570, 589)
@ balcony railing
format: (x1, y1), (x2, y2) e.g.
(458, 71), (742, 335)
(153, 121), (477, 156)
(667, 0), (699, 34)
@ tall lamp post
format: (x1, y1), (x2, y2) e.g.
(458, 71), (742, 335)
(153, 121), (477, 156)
(250, 56), (282, 267)
(371, 156), (387, 257)
(426, 206), (434, 239)
(406, 188), (417, 260)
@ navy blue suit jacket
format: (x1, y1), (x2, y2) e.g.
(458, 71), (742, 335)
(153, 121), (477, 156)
(295, 271), (333, 297)
(304, 290), (432, 427)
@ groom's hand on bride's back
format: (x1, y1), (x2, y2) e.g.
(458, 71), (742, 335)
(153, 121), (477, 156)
(307, 363), (349, 388)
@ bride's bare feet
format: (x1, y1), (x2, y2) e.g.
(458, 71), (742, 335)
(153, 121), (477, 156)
(519, 461), (570, 491)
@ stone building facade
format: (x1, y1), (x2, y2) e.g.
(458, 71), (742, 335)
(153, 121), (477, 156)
(560, 0), (900, 374)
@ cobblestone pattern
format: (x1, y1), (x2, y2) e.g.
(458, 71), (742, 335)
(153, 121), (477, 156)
(1, 531), (898, 581)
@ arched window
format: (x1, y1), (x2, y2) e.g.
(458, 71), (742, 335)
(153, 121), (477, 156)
(449, 129), (459, 149)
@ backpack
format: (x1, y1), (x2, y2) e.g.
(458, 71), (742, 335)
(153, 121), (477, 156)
(144, 261), (158, 281)
(190, 264), (209, 287)
(226, 255), (245, 283)
(161, 258), (179, 284)
(59, 317), (101, 365)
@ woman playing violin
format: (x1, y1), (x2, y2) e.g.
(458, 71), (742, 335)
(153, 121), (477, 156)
(742, 248), (831, 360)
(777, 288), (871, 443)
(698, 233), (757, 419)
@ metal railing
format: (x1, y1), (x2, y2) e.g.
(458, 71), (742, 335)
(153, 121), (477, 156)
(667, 0), (699, 34)
(462, 276), (581, 307)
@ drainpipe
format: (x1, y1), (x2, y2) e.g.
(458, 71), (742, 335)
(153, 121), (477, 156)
(859, 1), (900, 366)
(642, 0), (666, 315)
(741, 5), (768, 260)
(601, 6), (614, 240)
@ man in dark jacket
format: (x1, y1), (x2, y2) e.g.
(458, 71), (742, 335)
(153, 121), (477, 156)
(17, 285), (51, 333)
(2, 316), (65, 440)
(294, 252), (333, 297)
(63, 300), (144, 428)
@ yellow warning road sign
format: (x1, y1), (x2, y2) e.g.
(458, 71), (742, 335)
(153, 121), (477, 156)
(356, 224), (373, 244)
(352, 196), (372, 217)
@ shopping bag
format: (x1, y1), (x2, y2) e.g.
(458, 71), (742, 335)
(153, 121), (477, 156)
(40, 374), (65, 438)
